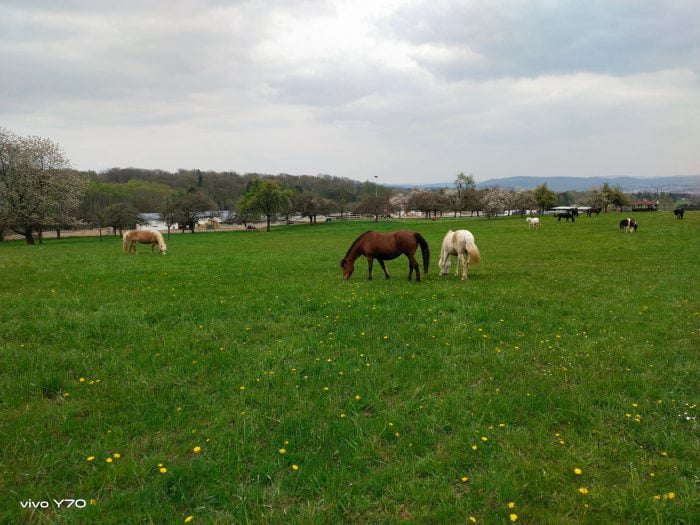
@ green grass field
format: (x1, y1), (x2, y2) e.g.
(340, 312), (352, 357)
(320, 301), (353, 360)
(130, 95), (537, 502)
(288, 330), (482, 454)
(1, 212), (698, 524)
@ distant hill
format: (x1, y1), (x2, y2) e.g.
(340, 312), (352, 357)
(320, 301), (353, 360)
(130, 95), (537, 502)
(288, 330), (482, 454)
(392, 175), (700, 193)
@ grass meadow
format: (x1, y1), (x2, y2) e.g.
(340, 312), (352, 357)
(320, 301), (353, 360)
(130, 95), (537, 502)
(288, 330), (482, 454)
(0, 212), (698, 524)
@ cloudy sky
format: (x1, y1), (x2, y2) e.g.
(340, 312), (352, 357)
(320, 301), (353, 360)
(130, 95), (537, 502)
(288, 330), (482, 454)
(1, 0), (698, 184)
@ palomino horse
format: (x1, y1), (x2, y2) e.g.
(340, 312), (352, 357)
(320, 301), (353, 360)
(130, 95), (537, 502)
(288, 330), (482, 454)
(122, 229), (167, 254)
(619, 218), (638, 233)
(439, 230), (481, 280)
(526, 217), (540, 229)
(341, 230), (429, 281)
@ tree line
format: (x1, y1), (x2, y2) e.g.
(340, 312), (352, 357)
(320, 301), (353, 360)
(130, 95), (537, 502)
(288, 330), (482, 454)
(2, 128), (686, 243)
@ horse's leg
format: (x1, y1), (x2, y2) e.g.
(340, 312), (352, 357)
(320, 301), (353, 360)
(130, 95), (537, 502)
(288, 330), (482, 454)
(366, 256), (374, 280)
(377, 259), (390, 279)
(407, 253), (420, 282)
(461, 253), (469, 280)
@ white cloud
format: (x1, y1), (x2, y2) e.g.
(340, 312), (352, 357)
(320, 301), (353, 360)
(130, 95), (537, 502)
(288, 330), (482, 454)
(0, 0), (698, 182)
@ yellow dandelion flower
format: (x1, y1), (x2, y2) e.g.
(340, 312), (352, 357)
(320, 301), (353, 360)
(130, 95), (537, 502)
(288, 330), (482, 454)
(239, 386), (245, 391)
(469, 517), (477, 523)
(499, 423), (506, 428)
(559, 440), (565, 445)
(660, 451), (668, 457)
(291, 464), (299, 471)
(507, 502), (516, 509)
(192, 446), (202, 453)
(481, 436), (488, 442)
(158, 463), (163, 467)
(89, 499), (97, 505)
(509, 513), (518, 522)
(355, 395), (361, 400)
(86, 456), (95, 461)
(574, 468), (582, 475)
(323, 386), (329, 391)
(653, 495), (662, 501)
(278, 448), (287, 454)
(578, 487), (589, 495)
(79, 377), (86, 382)
(666, 492), (676, 500)
(105, 457), (113, 463)
(159, 467), (168, 474)
(460, 476), (469, 482)
(184, 516), (193, 523)
(113, 453), (121, 459)
(471, 445), (478, 450)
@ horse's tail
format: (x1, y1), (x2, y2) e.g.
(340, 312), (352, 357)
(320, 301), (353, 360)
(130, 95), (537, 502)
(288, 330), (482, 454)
(465, 237), (481, 267)
(122, 231), (130, 253)
(415, 233), (430, 274)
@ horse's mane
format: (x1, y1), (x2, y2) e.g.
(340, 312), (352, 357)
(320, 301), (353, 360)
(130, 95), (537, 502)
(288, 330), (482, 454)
(344, 231), (373, 259)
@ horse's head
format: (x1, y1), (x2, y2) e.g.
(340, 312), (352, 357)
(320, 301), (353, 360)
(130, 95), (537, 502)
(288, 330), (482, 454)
(159, 244), (167, 255)
(340, 259), (354, 280)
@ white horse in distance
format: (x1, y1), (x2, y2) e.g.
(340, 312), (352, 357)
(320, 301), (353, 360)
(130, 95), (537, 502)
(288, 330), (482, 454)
(439, 229), (481, 281)
(526, 217), (540, 229)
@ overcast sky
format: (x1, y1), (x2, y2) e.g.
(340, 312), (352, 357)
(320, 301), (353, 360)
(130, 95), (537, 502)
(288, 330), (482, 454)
(1, 0), (698, 184)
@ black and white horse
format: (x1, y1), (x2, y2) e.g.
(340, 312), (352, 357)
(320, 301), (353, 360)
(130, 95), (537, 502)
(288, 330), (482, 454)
(674, 208), (685, 219)
(619, 217), (638, 233)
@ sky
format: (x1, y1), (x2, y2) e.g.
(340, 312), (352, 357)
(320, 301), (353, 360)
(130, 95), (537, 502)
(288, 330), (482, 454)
(1, 0), (699, 184)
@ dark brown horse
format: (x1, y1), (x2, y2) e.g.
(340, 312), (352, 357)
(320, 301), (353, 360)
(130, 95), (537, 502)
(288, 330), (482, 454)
(340, 230), (430, 281)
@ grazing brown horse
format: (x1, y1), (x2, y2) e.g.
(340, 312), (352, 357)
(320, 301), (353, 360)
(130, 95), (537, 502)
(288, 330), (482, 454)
(340, 230), (430, 281)
(122, 229), (167, 254)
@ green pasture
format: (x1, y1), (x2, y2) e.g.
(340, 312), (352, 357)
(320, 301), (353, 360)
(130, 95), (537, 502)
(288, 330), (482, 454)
(0, 212), (698, 524)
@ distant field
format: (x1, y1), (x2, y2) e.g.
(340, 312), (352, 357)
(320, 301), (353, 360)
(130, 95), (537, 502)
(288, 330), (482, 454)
(1, 212), (698, 524)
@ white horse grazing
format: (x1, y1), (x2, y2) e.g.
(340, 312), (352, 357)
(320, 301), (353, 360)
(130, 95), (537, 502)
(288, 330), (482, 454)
(439, 229), (481, 280)
(526, 217), (540, 229)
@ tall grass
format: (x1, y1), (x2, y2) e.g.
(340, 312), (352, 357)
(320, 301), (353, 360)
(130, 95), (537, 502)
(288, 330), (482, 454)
(0, 212), (698, 524)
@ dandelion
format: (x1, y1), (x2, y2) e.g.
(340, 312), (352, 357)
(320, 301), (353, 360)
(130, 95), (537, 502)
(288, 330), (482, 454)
(509, 513), (518, 522)
(481, 436), (488, 442)
(469, 517), (477, 523)
(79, 377), (86, 382)
(499, 423), (506, 428)
(578, 487), (589, 495)
(574, 468), (582, 475)
(323, 386), (330, 391)
(278, 448), (287, 454)
(291, 464), (299, 471)
(355, 395), (362, 400)
(666, 492), (676, 500)
(159, 467), (168, 474)
(471, 445), (478, 450)
(653, 495), (662, 501)
(460, 476), (469, 482)
(192, 446), (202, 453)
(507, 502), (516, 509)
(660, 451), (668, 457)
(89, 499), (97, 505)
(105, 457), (113, 463)
(113, 453), (121, 459)
(86, 456), (95, 462)
(184, 516), (194, 523)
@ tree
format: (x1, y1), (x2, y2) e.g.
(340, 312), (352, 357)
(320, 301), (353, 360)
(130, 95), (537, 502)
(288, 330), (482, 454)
(454, 172), (477, 214)
(294, 193), (323, 225)
(356, 195), (393, 222)
(0, 128), (85, 244)
(591, 183), (628, 213)
(238, 179), (290, 232)
(158, 194), (180, 238)
(481, 187), (513, 218)
(174, 191), (216, 233)
(103, 203), (142, 236)
(532, 183), (557, 214)
(511, 189), (536, 215)
(406, 190), (450, 219)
